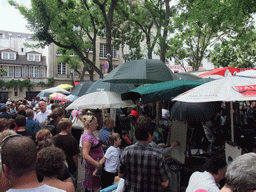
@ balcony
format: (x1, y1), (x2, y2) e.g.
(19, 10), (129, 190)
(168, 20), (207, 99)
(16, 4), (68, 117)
(1, 77), (48, 83)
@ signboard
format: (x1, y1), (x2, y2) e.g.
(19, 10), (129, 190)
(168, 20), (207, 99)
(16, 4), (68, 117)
(104, 61), (109, 73)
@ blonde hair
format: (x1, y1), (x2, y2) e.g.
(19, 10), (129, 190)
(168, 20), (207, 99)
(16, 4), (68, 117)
(35, 129), (52, 143)
(82, 114), (97, 128)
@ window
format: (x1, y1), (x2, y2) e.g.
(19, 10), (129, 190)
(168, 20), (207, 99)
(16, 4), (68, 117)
(99, 44), (118, 58)
(40, 67), (46, 77)
(29, 66), (34, 77)
(9, 66), (14, 77)
(58, 63), (67, 75)
(35, 66), (39, 77)
(2, 52), (16, 60)
(2, 66), (8, 77)
(23, 66), (28, 78)
(15, 66), (22, 77)
(27, 54), (41, 62)
(14, 87), (18, 97)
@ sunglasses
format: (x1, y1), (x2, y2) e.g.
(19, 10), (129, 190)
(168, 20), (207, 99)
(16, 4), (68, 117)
(0, 134), (22, 174)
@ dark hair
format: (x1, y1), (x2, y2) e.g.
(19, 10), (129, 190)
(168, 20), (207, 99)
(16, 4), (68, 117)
(17, 110), (26, 117)
(15, 115), (27, 127)
(47, 108), (65, 120)
(37, 139), (55, 151)
(57, 118), (72, 131)
(51, 103), (60, 111)
(2, 136), (37, 177)
(204, 156), (227, 174)
(135, 117), (156, 141)
(1, 106), (7, 112)
(37, 146), (65, 177)
(26, 110), (34, 118)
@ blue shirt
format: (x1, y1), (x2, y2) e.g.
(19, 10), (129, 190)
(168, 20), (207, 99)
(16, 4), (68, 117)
(98, 127), (112, 150)
(25, 117), (40, 136)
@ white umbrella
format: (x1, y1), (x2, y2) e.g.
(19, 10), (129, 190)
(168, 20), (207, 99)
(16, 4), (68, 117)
(42, 86), (70, 94)
(173, 76), (256, 142)
(66, 91), (135, 110)
(202, 75), (224, 79)
(236, 70), (256, 78)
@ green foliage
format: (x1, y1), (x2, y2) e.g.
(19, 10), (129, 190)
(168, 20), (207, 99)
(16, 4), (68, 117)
(37, 77), (55, 87)
(0, 68), (8, 76)
(2, 79), (34, 92)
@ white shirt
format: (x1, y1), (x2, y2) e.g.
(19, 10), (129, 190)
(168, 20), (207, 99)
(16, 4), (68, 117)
(186, 171), (220, 192)
(35, 110), (51, 126)
(47, 104), (52, 111)
(7, 184), (66, 192)
(162, 108), (170, 119)
(104, 146), (120, 173)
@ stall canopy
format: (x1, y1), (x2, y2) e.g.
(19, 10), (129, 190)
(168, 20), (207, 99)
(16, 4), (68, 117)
(86, 79), (135, 94)
(71, 81), (94, 96)
(103, 59), (177, 84)
(121, 80), (204, 103)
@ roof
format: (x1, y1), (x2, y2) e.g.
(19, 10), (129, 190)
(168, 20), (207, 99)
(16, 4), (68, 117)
(26, 51), (42, 55)
(0, 55), (47, 66)
(0, 30), (33, 40)
(1, 48), (17, 53)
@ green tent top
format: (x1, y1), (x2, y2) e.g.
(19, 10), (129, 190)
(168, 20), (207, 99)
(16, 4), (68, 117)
(121, 79), (205, 103)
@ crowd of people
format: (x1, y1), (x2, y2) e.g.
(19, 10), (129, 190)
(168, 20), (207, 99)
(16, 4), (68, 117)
(0, 97), (256, 192)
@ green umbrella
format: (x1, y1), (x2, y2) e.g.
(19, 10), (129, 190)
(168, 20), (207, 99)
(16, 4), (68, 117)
(121, 80), (205, 103)
(103, 59), (177, 84)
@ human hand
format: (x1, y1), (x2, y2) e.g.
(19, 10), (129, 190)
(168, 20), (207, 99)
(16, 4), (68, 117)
(93, 169), (98, 176)
(170, 141), (180, 150)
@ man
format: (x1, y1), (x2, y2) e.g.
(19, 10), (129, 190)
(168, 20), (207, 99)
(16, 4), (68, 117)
(34, 101), (51, 127)
(119, 117), (171, 191)
(162, 103), (170, 120)
(98, 117), (114, 150)
(1, 136), (65, 191)
(25, 110), (40, 138)
(0, 106), (12, 119)
(186, 156), (227, 192)
(220, 153), (256, 192)
(15, 115), (33, 140)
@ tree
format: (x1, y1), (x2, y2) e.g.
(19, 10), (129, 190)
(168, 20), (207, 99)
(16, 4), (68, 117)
(171, 0), (254, 71)
(9, 0), (103, 81)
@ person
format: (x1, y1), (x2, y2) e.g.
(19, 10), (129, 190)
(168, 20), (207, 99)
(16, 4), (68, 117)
(9, 104), (16, 114)
(220, 153), (256, 192)
(130, 107), (139, 125)
(1, 136), (65, 191)
(53, 118), (80, 188)
(93, 133), (122, 189)
(47, 99), (54, 111)
(81, 114), (104, 192)
(98, 117), (114, 151)
(162, 103), (170, 120)
(35, 129), (53, 144)
(25, 109), (40, 139)
(119, 117), (171, 191)
(0, 130), (17, 192)
(186, 156), (227, 192)
(0, 118), (12, 132)
(36, 146), (75, 192)
(6, 98), (12, 106)
(41, 108), (65, 136)
(14, 115), (33, 140)
(0, 106), (12, 119)
(34, 101), (51, 127)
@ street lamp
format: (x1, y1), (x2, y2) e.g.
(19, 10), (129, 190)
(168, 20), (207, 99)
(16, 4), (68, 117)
(70, 67), (75, 86)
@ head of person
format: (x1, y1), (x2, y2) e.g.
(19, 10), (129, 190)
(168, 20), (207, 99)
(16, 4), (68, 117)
(0, 119), (12, 132)
(47, 108), (65, 121)
(26, 109), (34, 119)
(51, 103), (60, 111)
(1, 106), (7, 113)
(57, 118), (72, 132)
(109, 133), (121, 146)
(224, 153), (256, 192)
(36, 146), (66, 178)
(1, 136), (37, 179)
(37, 139), (55, 152)
(35, 129), (53, 143)
(82, 114), (98, 130)
(14, 115), (26, 127)
(204, 156), (227, 183)
(18, 105), (25, 111)
(135, 117), (156, 142)
(103, 117), (114, 130)
(38, 101), (47, 113)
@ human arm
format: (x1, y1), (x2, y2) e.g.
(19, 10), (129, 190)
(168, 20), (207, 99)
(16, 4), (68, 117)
(82, 141), (101, 168)
(73, 155), (78, 169)
(161, 180), (169, 189)
(93, 157), (106, 176)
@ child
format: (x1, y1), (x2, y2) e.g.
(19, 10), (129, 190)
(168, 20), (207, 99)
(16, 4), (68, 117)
(53, 118), (80, 188)
(93, 133), (121, 189)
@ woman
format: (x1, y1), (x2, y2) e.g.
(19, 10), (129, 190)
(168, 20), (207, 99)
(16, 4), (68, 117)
(37, 146), (75, 192)
(82, 114), (104, 192)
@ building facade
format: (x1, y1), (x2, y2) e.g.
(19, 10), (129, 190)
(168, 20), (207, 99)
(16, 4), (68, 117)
(0, 30), (48, 102)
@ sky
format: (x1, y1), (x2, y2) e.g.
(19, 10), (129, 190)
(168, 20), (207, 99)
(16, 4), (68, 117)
(0, 0), (32, 34)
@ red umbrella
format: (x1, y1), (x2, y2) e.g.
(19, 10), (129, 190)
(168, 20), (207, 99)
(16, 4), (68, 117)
(50, 93), (69, 102)
(199, 67), (239, 78)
